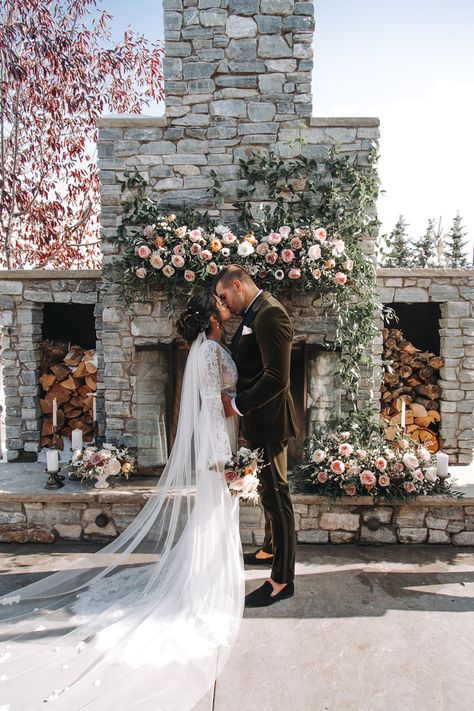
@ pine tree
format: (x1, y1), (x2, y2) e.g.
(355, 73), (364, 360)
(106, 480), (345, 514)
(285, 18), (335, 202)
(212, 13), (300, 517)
(444, 213), (469, 267)
(413, 218), (439, 267)
(382, 215), (413, 267)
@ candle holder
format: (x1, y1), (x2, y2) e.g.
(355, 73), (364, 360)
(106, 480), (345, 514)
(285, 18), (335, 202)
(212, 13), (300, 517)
(44, 429), (64, 490)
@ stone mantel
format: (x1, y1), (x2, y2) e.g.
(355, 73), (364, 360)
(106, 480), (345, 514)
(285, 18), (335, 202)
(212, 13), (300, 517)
(0, 270), (101, 280)
(97, 116), (380, 129)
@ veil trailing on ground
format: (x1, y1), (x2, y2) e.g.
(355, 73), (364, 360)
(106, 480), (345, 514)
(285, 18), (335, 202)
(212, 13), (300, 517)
(0, 332), (244, 710)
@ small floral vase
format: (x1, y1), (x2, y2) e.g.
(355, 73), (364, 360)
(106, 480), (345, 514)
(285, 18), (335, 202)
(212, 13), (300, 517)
(94, 472), (110, 489)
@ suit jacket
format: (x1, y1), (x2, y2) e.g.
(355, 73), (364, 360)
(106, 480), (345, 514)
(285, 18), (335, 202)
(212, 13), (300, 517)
(231, 291), (298, 443)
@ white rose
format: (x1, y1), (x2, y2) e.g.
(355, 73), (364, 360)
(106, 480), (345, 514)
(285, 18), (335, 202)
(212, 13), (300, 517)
(237, 241), (254, 257)
(312, 449), (326, 463)
(307, 244), (322, 261)
(425, 467), (438, 483)
(402, 453), (419, 470)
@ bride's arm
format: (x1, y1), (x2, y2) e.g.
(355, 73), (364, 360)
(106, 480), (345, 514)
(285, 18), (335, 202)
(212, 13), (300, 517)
(197, 341), (233, 470)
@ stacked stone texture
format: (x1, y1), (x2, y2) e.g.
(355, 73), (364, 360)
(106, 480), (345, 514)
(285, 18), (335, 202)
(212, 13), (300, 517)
(377, 268), (474, 464)
(0, 274), (102, 460)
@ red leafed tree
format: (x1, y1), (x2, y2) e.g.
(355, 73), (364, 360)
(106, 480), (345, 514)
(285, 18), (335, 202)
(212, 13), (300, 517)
(0, 0), (164, 269)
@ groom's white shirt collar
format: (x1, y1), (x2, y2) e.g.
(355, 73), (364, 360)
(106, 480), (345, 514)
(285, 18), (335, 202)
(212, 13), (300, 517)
(244, 289), (263, 315)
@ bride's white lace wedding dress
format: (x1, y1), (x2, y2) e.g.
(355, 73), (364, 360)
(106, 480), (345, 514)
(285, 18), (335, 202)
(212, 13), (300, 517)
(0, 334), (244, 711)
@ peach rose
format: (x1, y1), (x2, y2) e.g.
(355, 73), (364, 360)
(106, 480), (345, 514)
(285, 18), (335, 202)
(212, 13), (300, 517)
(143, 225), (154, 237)
(359, 470), (376, 488)
(375, 457), (387, 471)
(184, 270), (195, 282)
(333, 272), (347, 285)
(135, 267), (147, 278)
(265, 252), (278, 265)
(267, 232), (282, 245)
(200, 249), (212, 260)
(313, 227), (327, 241)
(162, 265), (175, 277)
(150, 252), (164, 269)
(171, 254), (185, 268)
(256, 242), (269, 256)
(154, 236), (165, 248)
(167, 213), (176, 222)
(206, 262), (218, 275)
(281, 249), (295, 263)
(404, 481), (416, 493)
(190, 242), (201, 256)
(344, 484), (357, 496)
(175, 226), (187, 239)
(317, 471), (328, 483)
(288, 268), (301, 280)
(188, 229), (202, 242)
(330, 459), (345, 475)
(378, 474), (390, 487)
(290, 237), (302, 250)
(210, 239), (222, 252)
(137, 244), (151, 259)
(173, 244), (185, 256)
(294, 228), (306, 238)
(338, 443), (354, 457)
(312, 268), (321, 279)
(324, 258), (336, 269)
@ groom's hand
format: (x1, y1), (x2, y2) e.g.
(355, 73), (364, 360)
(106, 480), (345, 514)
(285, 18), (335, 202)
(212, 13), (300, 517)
(221, 393), (236, 418)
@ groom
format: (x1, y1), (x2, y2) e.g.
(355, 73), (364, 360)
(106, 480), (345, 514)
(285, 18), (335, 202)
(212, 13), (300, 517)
(215, 265), (298, 607)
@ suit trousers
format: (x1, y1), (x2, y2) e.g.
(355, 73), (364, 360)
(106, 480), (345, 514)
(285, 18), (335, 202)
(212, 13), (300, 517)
(249, 439), (296, 584)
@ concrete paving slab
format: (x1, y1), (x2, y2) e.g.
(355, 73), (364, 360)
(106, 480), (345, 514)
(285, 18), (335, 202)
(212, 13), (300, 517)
(1, 543), (474, 711)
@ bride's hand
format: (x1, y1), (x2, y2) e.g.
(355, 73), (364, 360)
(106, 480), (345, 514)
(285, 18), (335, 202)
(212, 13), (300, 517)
(221, 393), (236, 418)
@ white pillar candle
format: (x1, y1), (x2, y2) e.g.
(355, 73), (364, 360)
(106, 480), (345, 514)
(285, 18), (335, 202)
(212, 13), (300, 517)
(46, 449), (59, 473)
(436, 451), (449, 476)
(400, 400), (406, 429)
(92, 395), (97, 422)
(71, 428), (83, 450)
(52, 398), (58, 427)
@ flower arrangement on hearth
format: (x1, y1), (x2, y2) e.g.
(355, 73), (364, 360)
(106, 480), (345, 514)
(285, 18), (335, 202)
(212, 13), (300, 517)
(224, 446), (263, 503)
(124, 214), (353, 297)
(301, 429), (456, 500)
(69, 444), (135, 487)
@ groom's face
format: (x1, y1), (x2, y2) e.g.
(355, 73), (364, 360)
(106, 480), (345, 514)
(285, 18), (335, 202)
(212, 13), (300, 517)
(216, 280), (245, 316)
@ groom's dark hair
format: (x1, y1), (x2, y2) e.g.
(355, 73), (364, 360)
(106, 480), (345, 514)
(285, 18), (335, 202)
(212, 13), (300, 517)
(213, 264), (255, 292)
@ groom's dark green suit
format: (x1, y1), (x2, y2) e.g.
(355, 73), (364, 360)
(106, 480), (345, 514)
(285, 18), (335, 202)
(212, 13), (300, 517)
(231, 290), (298, 584)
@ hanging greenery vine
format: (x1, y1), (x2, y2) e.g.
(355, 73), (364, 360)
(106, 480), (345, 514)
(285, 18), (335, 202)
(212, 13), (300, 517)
(103, 144), (383, 399)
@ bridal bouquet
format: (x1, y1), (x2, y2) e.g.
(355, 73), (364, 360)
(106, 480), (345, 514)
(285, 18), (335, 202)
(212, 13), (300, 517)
(224, 447), (263, 503)
(69, 443), (136, 485)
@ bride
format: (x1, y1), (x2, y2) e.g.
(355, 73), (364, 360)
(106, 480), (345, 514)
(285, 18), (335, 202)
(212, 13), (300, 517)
(0, 292), (244, 710)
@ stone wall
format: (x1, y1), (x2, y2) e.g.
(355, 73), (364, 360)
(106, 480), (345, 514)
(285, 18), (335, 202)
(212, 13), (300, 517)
(0, 272), (103, 460)
(377, 268), (474, 464)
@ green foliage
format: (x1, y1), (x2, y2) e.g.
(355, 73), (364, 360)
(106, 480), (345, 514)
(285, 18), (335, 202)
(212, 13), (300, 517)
(413, 218), (438, 267)
(445, 213), (469, 267)
(381, 215), (413, 267)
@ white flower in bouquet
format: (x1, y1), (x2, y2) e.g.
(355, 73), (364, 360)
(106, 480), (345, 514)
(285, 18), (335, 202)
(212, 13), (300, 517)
(346, 460), (360, 476)
(215, 224), (227, 235)
(425, 467), (438, 483)
(356, 449), (368, 460)
(107, 458), (122, 476)
(312, 449), (326, 463)
(412, 469), (425, 482)
(417, 447), (431, 462)
(307, 244), (321, 260)
(402, 453), (419, 470)
(237, 241), (254, 257)
(279, 225), (291, 237)
(340, 431), (351, 440)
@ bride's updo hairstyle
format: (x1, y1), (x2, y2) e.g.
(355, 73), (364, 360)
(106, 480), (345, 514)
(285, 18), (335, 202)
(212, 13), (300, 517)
(177, 292), (220, 343)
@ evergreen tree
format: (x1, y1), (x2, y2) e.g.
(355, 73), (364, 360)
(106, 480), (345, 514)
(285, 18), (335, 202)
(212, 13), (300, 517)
(444, 213), (469, 267)
(382, 215), (413, 267)
(413, 218), (439, 267)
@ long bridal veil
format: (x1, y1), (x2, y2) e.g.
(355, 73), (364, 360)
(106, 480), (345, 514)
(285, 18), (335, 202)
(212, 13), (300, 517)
(0, 332), (244, 710)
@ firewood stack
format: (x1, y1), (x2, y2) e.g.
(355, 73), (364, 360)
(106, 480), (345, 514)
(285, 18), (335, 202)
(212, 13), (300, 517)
(39, 341), (97, 450)
(380, 327), (444, 452)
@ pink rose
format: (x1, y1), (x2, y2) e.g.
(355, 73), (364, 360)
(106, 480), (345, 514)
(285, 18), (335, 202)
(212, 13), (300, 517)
(312, 449), (326, 463)
(331, 239), (345, 256)
(394, 462), (405, 473)
(137, 244), (151, 259)
(135, 267), (147, 279)
(317, 471), (328, 483)
(190, 243), (201, 256)
(338, 443), (354, 457)
(312, 268), (321, 279)
(267, 232), (282, 245)
(294, 228), (306, 238)
(143, 225), (154, 237)
(175, 226), (187, 239)
(150, 252), (163, 269)
(344, 484), (357, 496)
(256, 242), (268, 255)
(184, 270), (195, 282)
(162, 265), (175, 277)
(206, 262), (218, 275)
(188, 229), (202, 242)
(375, 457), (387, 471)
(222, 231), (236, 244)
(404, 481), (416, 493)
(307, 244), (321, 261)
(412, 469), (424, 481)
(290, 237), (302, 250)
(171, 254), (185, 268)
(173, 244), (185, 256)
(225, 470), (238, 483)
(279, 225), (291, 237)
(313, 227), (327, 241)
(343, 259), (354, 271)
(378, 475), (390, 487)
(200, 250), (212, 261)
(265, 252), (278, 265)
(417, 447), (431, 462)
(90, 452), (104, 465)
(281, 249), (295, 263)
(330, 459), (345, 475)
(359, 470), (376, 488)
(333, 272), (347, 285)
(356, 449), (368, 459)
(288, 268), (301, 280)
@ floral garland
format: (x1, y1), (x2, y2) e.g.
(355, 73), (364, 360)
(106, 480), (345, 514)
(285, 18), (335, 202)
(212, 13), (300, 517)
(68, 443), (135, 481)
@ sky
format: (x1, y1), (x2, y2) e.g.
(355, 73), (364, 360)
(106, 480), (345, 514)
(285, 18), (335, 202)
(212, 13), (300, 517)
(102, 0), (474, 261)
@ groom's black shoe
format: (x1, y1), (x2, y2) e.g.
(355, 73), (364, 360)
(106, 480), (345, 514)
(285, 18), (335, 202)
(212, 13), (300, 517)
(243, 550), (273, 566)
(245, 581), (295, 607)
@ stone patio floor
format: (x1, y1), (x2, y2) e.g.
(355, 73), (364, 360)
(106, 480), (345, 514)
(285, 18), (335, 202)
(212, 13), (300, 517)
(1, 542), (473, 711)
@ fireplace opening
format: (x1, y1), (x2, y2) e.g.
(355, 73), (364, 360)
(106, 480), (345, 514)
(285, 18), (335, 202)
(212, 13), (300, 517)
(42, 303), (96, 348)
(386, 302), (441, 354)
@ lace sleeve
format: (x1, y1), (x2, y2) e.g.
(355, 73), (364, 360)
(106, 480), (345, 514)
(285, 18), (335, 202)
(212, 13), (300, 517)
(198, 340), (232, 469)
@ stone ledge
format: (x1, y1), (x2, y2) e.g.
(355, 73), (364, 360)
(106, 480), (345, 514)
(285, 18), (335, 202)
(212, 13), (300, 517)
(0, 270), (101, 280)
(98, 116), (168, 128)
(377, 267), (474, 278)
(96, 116), (380, 129)
(309, 117), (380, 128)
